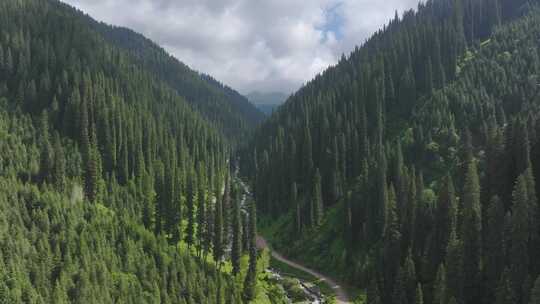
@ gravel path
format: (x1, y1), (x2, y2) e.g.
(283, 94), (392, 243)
(256, 236), (353, 304)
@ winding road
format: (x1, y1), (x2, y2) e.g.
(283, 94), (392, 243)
(256, 236), (352, 304)
(234, 171), (352, 303)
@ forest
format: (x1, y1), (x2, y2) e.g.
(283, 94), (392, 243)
(0, 0), (277, 303)
(3, 0), (540, 303)
(244, 0), (540, 303)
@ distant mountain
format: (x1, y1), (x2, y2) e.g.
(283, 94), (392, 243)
(247, 91), (288, 115)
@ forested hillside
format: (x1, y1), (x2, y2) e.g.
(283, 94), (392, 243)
(90, 21), (264, 141)
(56, 1), (264, 142)
(245, 0), (540, 303)
(0, 0), (273, 302)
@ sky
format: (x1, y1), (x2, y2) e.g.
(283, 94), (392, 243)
(62, 0), (420, 95)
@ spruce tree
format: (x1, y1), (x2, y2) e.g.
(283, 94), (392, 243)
(243, 199), (257, 302)
(383, 185), (401, 298)
(461, 159), (482, 304)
(185, 170), (196, 249)
(486, 195), (505, 302)
(52, 133), (66, 192)
(432, 175), (457, 268)
(231, 184), (242, 275)
(196, 164), (207, 258)
(39, 111), (53, 184)
(445, 229), (463, 303)
(291, 182), (300, 233)
(222, 173), (231, 247)
(510, 174), (530, 303)
(312, 168), (324, 227)
(213, 189), (224, 267)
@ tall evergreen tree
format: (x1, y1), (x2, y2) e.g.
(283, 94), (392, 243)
(52, 133), (66, 192)
(196, 163), (207, 258)
(510, 174), (530, 303)
(213, 187), (224, 267)
(461, 159), (482, 304)
(445, 229), (463, 303)
(485, 195), (506, 302)
(231, 184), (242, 275)
(291, 182), (300, 233)
(312, 168), (324, 227)
(383, 185), (401, 299)
(186, 170), (196, 249)
(243, 199), (257, 302)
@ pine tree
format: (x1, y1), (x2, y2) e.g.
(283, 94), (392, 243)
(52, 133), (66, 192)
(231, 184), (242, 275)
(196, 164), (207, 258)
(383, 185), (401, 298)
(39, 111), (53, 184)
(222, 173), (231, 247)
(510, 174), (530, 303)
(525, 167), (539, 275)
(213, 188), (224, 267)
(302, 123), (314, 188)
(154, 161), (166, 234)
(185, 170), (196, 249)
(243, 199), (257, 302)
(330, 137), (341, 204)
(312, 168), (324, 227)
(445, 229), (463, 303)
(141, 170), (156, 231)
(291, 182), (300, 233)
(461, 159), (482, 304)
(486, 195), (506, 302)
(432, 175), (457, 268)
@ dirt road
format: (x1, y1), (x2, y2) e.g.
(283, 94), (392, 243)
(256, 236), (352, 304)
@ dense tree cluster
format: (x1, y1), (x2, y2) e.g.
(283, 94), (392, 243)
(0, 109), (247, 303)
(244, 0), (540, 303)
(0, 0), (263, 302)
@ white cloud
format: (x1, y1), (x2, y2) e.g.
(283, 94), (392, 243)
(62, 0), (419, 94)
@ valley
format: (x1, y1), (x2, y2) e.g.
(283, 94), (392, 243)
(2, 0), (540, 303)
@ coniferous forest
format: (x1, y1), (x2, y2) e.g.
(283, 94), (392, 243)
(244, 0), (540, 303)
(4, 0), (540, 303)
(0, 0), (269, 303)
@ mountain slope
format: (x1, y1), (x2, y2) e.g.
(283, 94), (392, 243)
(60, 1), (264, 142)
(0, 0), (277, 302)
(245, 0), (540, 303)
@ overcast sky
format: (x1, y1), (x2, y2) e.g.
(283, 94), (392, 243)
(62, 0), (419, 94)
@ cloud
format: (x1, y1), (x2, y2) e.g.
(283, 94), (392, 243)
(61, 0), (419, 94)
